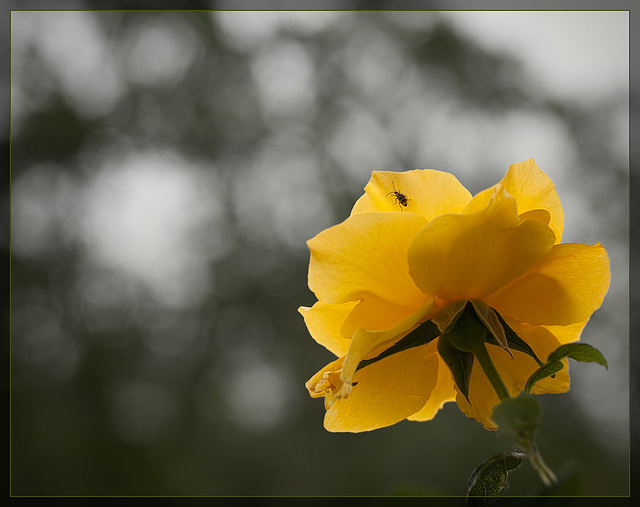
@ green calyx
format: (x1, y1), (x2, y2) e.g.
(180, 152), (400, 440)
(434, 299), (548, 404)
(437, 300), (511, 403)
(355, 299), (546, 406)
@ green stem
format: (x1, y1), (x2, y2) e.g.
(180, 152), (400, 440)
(519, 440), (558, 487)
(529, 451), (558, 487)
(473, 343), (511, 402)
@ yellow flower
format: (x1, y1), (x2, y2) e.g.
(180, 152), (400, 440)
(301, 159), (610, 432)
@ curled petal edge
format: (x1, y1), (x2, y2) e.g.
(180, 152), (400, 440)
(311, 299), (438, 404)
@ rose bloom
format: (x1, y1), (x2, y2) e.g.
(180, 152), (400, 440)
(301, 159), (610, 432)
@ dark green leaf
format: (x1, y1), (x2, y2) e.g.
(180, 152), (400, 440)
(356, 320), (440, 372)
(466, 451), (523, 506)
(525, 343), (607, 394)
(491, 309), (544, 366)
(547, 343), (608, 367)
(437, 334), (474, 403)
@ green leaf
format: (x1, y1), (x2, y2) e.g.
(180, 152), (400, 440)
(492, 395), (542, 436)
(491, 396), (558, 486)
(546, 343), (608, 367)
(356, 320), (440, 372)
(525, 343), (607, 394)
(466, 451), (523, 506)
(437, 333), (474, 403)
(524, 362), (565, 395)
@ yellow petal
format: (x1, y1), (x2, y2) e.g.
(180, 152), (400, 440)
(324, 344), (440, 432)
(305, 299), (436, 414)
(350, 169), (472, 219)
(486, 243), (610, 326)
(407, 342), (458, 422)
(541, 320), (589, 345)
(299, 301), (357, 357)
(306, 357), (344, 398)
(467, 160), (563, 243)
(519, 209), (550, 225)
(529, 359), (570, 395)
(507, 321), (571, 396)
(340, 292), (426, 339)
(305, 357), (345, 410)
(455, 324), (569, 429)
(501, 159), (564, 244)
(408, 186), (556, 302)
(492, 321), (571, 396)
(308, 211), (428, 311)
(337, 300), (437, 399)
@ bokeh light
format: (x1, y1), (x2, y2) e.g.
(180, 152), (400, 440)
(10, 8), (629, 497)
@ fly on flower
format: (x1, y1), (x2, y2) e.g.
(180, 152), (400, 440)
(386, 181), (410, 211)
(300, 159), (610, 433)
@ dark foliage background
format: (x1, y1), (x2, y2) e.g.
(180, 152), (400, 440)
(8, 4), (630, 497)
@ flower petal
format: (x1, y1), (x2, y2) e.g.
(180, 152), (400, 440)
(308, 212), (428, 311)
(541, 320), (589, 345)
(340, 292), (425, 338)
(501, 159), (564, 244)
(337, 300), (437, 399)
(470, 159), (564, 242)
(491, 321), (571, 396)
(519, 209), (551, 226)
(408, 186), (556, 301)
(486, 243), (610, 326)
(508, 321), (571, 396)
(306, 356), (345, 410)
(299, 301), (357, 357)
(351, 169), (472, 218)
(323, 344), (440, 432)
(407, 344), (458, 422)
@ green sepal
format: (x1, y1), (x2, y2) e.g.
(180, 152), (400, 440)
(443, 301), (488, 353)
(437, 333), (474, 403)
(442, 303), (511, 401)
(432, 299), (467, 333)
(525, 343), (608, 394)
(465, 451), (523, 506)
(490, 309), (544, 367)
(469, 300), (510, 355)
(355, 320), (440, 372)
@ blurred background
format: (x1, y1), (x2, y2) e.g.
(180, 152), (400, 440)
(8, 5), (629, 497)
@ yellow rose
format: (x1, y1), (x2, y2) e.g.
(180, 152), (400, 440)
(301, 159), (610, 432)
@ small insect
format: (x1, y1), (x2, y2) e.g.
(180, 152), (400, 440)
(385, 182), (410, 211)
